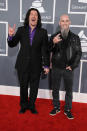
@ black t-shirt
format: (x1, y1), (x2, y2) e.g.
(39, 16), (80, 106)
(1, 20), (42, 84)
(52, 32), (71, 69)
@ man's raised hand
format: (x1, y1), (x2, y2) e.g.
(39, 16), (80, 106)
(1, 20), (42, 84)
(8, 24), (16, 36)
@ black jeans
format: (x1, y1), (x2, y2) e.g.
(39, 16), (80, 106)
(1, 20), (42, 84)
(51, 67), (74, 110)
(17, 70), (40, 109)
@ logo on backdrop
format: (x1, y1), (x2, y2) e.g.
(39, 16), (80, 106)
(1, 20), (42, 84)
(68, 0), (87, 13)
(78, 30), (87, 52)
(0, 0), (8, 11)
(30, 0), (45, 13)
(78, 0), (87, 3)
(20, 0), (56, 23)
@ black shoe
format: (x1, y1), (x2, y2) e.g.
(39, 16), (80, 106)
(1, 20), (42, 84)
(19, 108), (26, 114)
(50, 108), (60, 116)
(30, 108), (38, 114)
(64, 110), (74, 119)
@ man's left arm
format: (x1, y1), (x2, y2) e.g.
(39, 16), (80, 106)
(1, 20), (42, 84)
(41, 29), (50, 74)
(70, 36), (82, 70)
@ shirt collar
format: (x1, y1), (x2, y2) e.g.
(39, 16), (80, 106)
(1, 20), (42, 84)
(29, 26), (37, 32)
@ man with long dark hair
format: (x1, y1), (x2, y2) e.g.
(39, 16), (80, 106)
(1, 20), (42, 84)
(8, 8), (49, 114)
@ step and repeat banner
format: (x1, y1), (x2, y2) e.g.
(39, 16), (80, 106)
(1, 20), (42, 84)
(0, 0), (87, 101)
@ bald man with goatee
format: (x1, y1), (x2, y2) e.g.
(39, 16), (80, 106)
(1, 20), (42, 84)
(49, 14), (82, 119)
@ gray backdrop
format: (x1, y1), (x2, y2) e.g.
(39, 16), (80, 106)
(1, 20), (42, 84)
(0, 0), (87, 94)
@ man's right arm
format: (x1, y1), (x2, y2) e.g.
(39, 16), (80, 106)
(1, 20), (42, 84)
(7, 27), (20, 47)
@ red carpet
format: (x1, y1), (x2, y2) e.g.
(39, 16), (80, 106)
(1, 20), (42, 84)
(0, 95), (87, 131)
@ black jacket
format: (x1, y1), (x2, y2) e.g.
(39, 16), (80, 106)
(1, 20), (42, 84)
(49, 31), (82, 70)
(8, 26), (49, 75)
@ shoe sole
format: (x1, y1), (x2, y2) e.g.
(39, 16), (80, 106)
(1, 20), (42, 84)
(67, 117), (74, 120)
(49, 111), (60, 116)
(64, 112), (74, 119)
(64, 112), (67, 115)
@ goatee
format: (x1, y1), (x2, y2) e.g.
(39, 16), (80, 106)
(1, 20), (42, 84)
(61, 29), (69, 39)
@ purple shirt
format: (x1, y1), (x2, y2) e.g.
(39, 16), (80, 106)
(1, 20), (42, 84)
(8, 35), (13, 41)
(29, 26), (36, 45)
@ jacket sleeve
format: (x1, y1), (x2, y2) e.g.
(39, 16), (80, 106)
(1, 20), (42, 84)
(41, 29), (50, 67)
(7, 27), (21, 48)
(71, 36), (82, 70)
(49, 35), (55, 52)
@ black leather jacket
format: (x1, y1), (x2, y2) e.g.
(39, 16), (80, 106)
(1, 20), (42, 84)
(49, 31), (82, 70)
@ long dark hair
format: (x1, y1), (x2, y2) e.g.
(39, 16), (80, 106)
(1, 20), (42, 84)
(24, 8), (42, 28)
